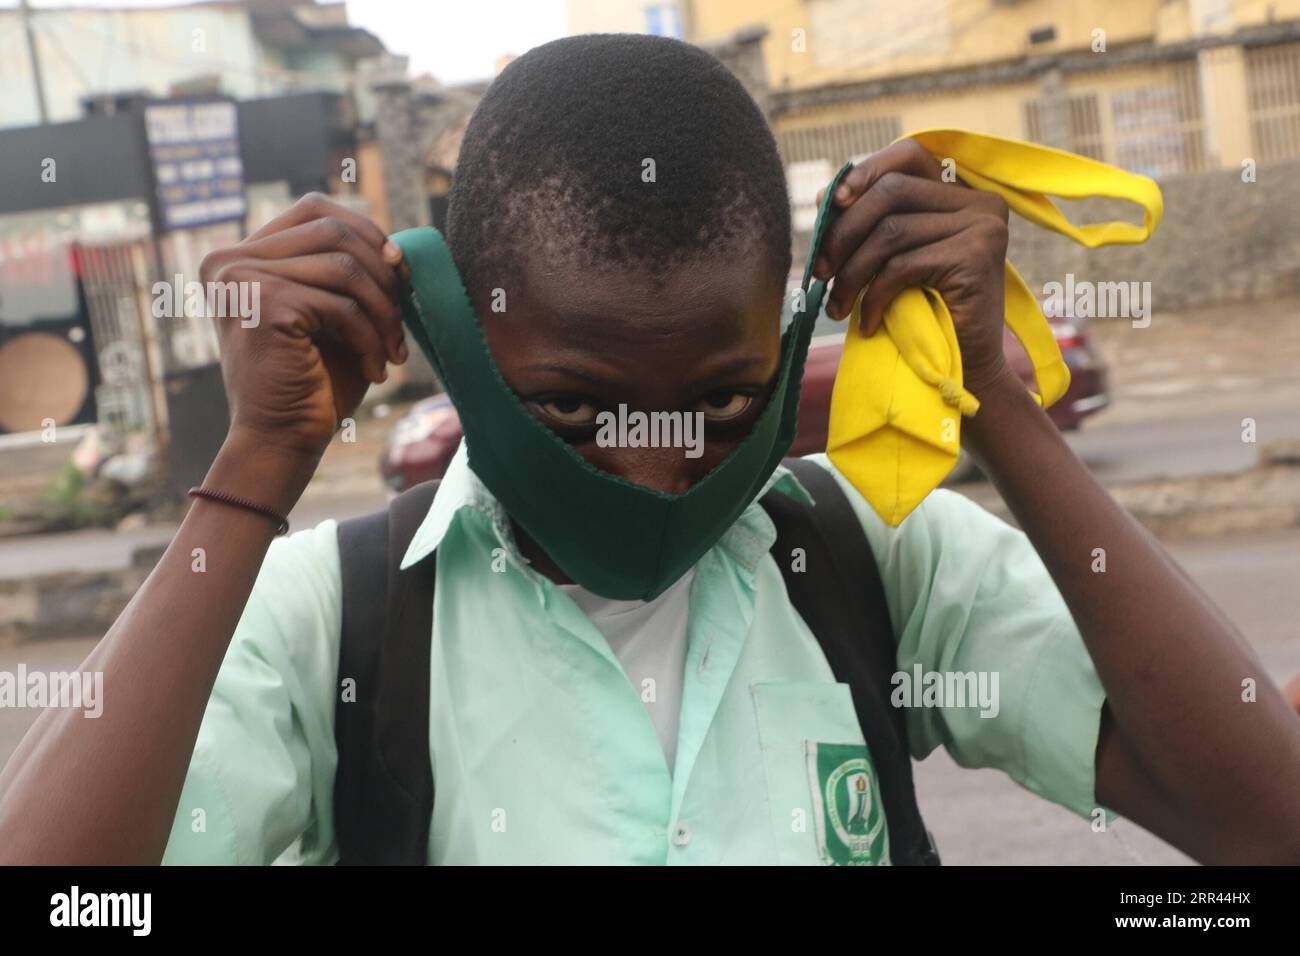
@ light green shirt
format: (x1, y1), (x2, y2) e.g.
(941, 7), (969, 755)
(162, 447), (1109, 865)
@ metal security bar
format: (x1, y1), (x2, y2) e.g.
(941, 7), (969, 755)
(1023, 61), (1207, 178)
(1246, 42), (1300, 163)
(776, 114), (903, 167)
(73, 241), (160, 436)
(1111, 61), (1208, 178)
(1024, 93), (1106, 162)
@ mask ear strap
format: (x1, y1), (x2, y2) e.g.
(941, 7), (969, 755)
(389, 226), (479, 387)
(796, 161), (856, 323)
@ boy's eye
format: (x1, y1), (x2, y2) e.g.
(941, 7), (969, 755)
(535, 396), (599, 426)
(695, 391), (752, 420)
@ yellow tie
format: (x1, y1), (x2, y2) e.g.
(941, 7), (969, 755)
(826, 128), (1164, 526)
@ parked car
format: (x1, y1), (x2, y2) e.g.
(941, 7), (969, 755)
(381, 392), (462, 493)
(380, 314), (1108, 492)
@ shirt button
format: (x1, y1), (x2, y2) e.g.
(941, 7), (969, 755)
(672, 822), (692, 847)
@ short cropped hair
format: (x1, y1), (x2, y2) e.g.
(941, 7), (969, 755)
(446, 33), (792, 302)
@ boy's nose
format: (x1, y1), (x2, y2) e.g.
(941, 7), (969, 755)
(596, 447), (698, 496)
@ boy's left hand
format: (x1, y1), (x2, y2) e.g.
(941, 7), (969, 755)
(813, 137), (1013, 398)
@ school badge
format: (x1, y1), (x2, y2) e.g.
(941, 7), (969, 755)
(806, 741), (889, 865)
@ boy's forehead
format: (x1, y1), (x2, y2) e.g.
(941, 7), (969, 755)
(501, 245), (784, 345)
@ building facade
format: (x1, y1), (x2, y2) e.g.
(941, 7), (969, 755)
(0, 1), (386, 439)
(685, 1), (1300, 227)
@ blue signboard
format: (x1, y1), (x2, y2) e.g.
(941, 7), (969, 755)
(143, 98), (247, 232)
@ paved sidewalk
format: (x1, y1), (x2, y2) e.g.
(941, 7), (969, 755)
(0, 492), (386, 581)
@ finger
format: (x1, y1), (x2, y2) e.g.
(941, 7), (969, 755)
(383, 239), (412, 285)
(245, 216), (400, 302)
(857, 230), (975, 337)
(208, 267), (388, 383)
(381, 241), (411, 364)
(248, 192), (390, 252)
(824, 211), (978, 320)
(264, 253), (404, 364)
(833, 138), (946, 208)
(284, 283), (391, 385)
(812, 138), (947, 225)
(814, 172), (971, 280)
(205, 261), (265, 347)
(812, 138), (942, 238)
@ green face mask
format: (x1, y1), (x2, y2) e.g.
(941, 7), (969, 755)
(391, 162), (852, 600)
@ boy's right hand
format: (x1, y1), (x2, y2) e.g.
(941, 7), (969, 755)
(200, 193), (409, 464)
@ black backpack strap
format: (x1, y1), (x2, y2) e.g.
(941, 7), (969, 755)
(333, 480), (440, 865)
(761, 457), (940, 866)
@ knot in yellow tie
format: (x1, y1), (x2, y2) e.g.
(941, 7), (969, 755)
(935, 378), (980, 417)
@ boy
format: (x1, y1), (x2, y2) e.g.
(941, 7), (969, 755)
(0, 34), (1296, 865)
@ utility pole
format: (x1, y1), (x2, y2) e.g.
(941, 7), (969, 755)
(20, 0), (50, 125)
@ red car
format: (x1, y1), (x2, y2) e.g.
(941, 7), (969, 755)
(380, 314), (1107, 492)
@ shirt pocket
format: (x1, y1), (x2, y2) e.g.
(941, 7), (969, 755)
(751, 680), (890, 866)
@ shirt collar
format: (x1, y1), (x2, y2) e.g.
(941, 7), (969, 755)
(400, 439), (816, 574)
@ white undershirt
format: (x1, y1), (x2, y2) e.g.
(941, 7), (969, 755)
(558, 569), (694, 774)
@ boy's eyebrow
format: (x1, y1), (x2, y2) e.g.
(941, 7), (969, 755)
(517, 364), (618, 390)
(518, 355), (774, 391)
(691, 356), (778, 387)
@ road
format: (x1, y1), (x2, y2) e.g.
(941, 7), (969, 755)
(916, 525), (1300, 865)
(1063, 388), (1300, 485)
(1, 526), (1296, 865)
(915, 524), (1300, 865)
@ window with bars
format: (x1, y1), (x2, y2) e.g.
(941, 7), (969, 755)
(1246, 42), (1300, 163)
(1023, 63), (1207, 177)
(1024, 94), (1106, 161)
(1110, 80), (1208, 178)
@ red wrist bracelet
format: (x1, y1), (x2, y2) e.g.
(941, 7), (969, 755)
(188, 487), (290, 536)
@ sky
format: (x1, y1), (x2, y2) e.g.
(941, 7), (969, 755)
(342, 0), (567, 84)
(11, 0), (570, 85)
